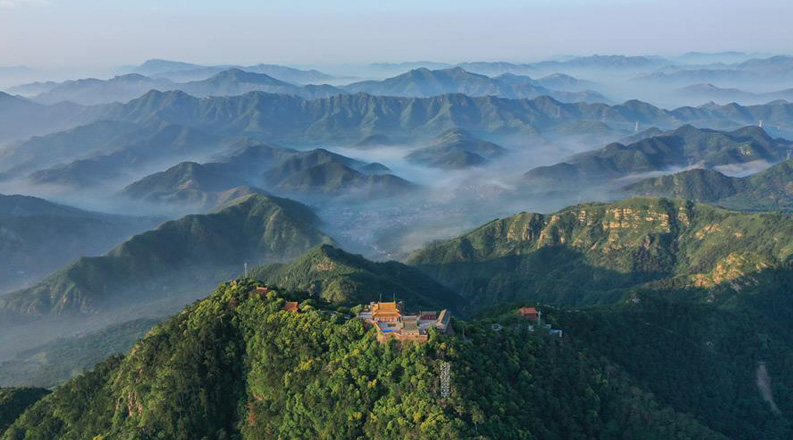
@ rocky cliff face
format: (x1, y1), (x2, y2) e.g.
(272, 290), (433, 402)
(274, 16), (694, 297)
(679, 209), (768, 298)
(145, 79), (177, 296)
(408, 197), (793, 308)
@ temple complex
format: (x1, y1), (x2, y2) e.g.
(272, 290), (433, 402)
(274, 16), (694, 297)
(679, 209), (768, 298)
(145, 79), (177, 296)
(358, 300), (451, 343)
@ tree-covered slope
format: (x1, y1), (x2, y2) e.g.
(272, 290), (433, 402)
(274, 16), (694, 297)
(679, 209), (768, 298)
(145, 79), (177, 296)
(250, 245), (467, 312)
(121, 161), (266, 210)
(624, 168), (744, 201)
(407, 197), (793, 309)
(625, 159), (793, 211)
(0, 318), (159, 388)
(0, 195), (332, 317)
(0, 194), (159, 293)
(0, 280), (724, 440)
(554, 292), (793, 440)
(0, 388), (50, 436)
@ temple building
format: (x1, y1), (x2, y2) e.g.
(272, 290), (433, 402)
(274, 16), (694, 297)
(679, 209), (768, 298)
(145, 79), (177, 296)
(358, 300), (452, 343)
(517, 307), (539, 322)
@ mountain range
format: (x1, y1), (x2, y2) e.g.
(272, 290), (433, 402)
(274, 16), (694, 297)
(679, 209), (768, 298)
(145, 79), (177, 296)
(9, 67), (608, 107)
(524, 125), (793, 187)
(9, 70), (344, 106)
(624, 159), (793, 211)
(672, 83), (793, 106)
(101, 90), (793, 146)
(343, 67), (609, 103)
(29, 74), (174, 105)
(175, 69), (343, 99)
(129, 58), (336, 84)
(637, 55), (793, 86)
(4, 86), (793, 150)
(121, 145), (413, 206)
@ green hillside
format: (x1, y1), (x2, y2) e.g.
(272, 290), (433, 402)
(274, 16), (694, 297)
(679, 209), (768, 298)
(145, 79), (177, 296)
(0, 195), (331, 316)
(407, 197), (793, 309)
(0, 388), (50, 436)
(524, 125), (793, 186)
(262, 149), (415, 197)
(625, 159), (793, 211)
(0, 194), (159, 293)
(123, 146), (412, 204)
(0, 318), (159, 388)
(250, 245), (467, 312)
(121, 161), (266, 210)
(479, 288), (793, 440)
(405, 129), (506, 169)
(0, 280), (724, 440)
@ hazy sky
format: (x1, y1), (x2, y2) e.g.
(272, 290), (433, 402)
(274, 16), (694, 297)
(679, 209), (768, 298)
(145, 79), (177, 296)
(1, 0), (791, 68)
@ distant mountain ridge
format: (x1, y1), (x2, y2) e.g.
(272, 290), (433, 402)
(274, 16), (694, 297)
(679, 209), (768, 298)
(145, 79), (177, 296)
(5, 84), (793, 149)
(130, 59), (336, 84)
(14, 69), (344, 106)
(102, 90), (793, 145)
(30, 74), (173, 105)
(524, 125), (793, 186)
(343, 67), (609, 103)
(174, 69), (344, 99)
(673, 83), (793, 106)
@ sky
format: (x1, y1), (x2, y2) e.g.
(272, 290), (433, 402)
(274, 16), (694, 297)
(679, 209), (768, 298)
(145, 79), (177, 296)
(0, 0), (791, 69)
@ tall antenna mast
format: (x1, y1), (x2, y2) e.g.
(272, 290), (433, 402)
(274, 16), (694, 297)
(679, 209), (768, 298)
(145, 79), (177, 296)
(244, 262), (248, 278)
